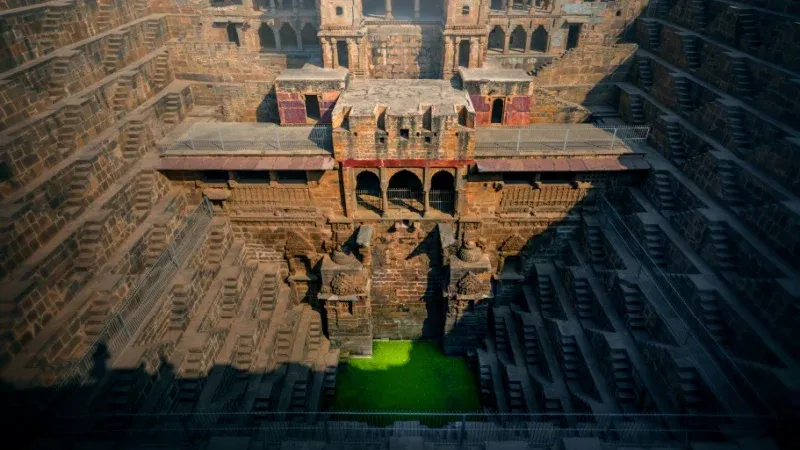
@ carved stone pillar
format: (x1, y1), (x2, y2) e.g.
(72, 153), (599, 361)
(380, 168), (389, 216)
(414, 0), (420, 20)
(443, 38), (454, 78)
(453, 38), (461, 72)
(321, 39), (333, 68)
(270, 0), (276, 14)
(443, 241), (493, 355)
(295, 26), (303, 50)
(347, 39), (357, 72)
(470, 38), (478, 68)
(503, 28), (511, 54)
(331, 39), (339, 68)
(385, 0), (392, 19)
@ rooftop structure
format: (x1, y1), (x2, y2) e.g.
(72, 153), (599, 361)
(0, 1), (797, 449)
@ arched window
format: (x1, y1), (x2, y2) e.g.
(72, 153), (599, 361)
(430, 171), (455, 214)
(259, 23), (276, 49)
(458, 39), (471, 68)
(356, 171), (382, 214)
(510, 25), (526, 52)
(387, 170), (423, 215)
(336, 40), (349, 68)
(488, 26), (505, 53)
(279, 23), (298, 49)
(530, 25), (548, 52)
(301, 23), (318, 49)
(491, 98), (504, 124)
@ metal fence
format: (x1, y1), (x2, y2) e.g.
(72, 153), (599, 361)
(356, 188), (382, 214)
(595, 195), (774, 416)
(387, 188), (424, 214)
(54, 198), (214, 391)
(162, 124), (333, 153)
(475, 125), (650, 155)
(430, 189), (455, 214)
(41, 411), (770, 447)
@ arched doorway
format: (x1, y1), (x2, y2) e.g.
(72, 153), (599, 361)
(430, 171), (455, 214)
(279, 23), (298, 49)
(491, 98), (505, 124)
(259, 24), (276, 49)
(510, 25), (526, 52)
(530, 25), (548, 52)
(387, 170), (423, 214)
(356, 171), (382, 214)
(488, 25), (505, 52)
(336, 40), (349, 68)
(458, 39), (470, 67)
(301, 23), (318, 49)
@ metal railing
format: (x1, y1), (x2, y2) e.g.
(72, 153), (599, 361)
(475, 125), (650, 155)
(54, 199), (214, 390)
(162, 124), (333, 153)
(41, 411), (770, 447)
(387, 188), (424, 214)
(430, 189), (455, 214)
(355, 188), (382, 214)
(595, 194), (774, 416)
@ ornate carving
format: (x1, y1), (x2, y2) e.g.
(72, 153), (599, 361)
(456, 272), (483, 295)
(284, 231), (315, 256)
(330, 272), (365, 296)
(331, 245), (358, 265)
(457, 241), (483, 262)
(500, 234), (526, 254)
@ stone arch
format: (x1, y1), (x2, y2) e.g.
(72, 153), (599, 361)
(336, 39), (349, 68)
(279, 23), (298, 49)
(488, 25), (505, 52)
(458, 39), (471, 68)
(491, 98), (504, 124)
(387, 170), (424, 214)
(259, 23), (277, 49)
(510, 25), (526, 51)
(355, 170), (382, 214)
(301, 23), (318, 49)
(530, 25), (548, 52)
(430, 171), (456, 214)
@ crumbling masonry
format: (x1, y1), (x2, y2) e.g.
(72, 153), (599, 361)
(0, 0), (798, 448)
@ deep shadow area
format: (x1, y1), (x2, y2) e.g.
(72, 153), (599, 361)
(333, 340), (480, 412)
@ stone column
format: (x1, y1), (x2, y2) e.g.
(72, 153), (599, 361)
(443, 38), (454, 78)
(380, 168), (389, 216)
(414, 0), (420, 20)
(470, 37), (478, 68)
(503, 28), (511, 54)
(524, 28), (531, 53)
(423, 166), (431, 217)
(453, 38), (461, 71)
(270, 0), (276, 14)
(455, 166), (465, 215)
(332, 39), (339, 68)
(385, 0), (392, 19)
(500, 0), (507, 11)
(321, 39), (333, 68)
(296, 26), (304, 50)
(274, 28), (282, 51)
(348, 169), (357, 218)
(292, 0), (299, 14)
(507, 0), (513, 14)
(347, 39), (357, 71)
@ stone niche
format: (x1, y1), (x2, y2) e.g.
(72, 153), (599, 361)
(443, 240), (493, 355)
(274, 67), (349, 125)
(318, 245), (373, 356)
(459, 68), (533, 127)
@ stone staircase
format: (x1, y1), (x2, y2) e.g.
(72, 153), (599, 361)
(637, 56), (653, 88)
(123, 121), (147, 159)
(673, 76), (694, 113)
(628, 94), (645, 125)
(96, 1), (115, 32)
(619, 280), (646, 330)
(571, 279), (593, 320)
(306, 316), (322, 362)
(258, 273), (278, 314)
(707, 222), (735, 271)
(38, 8), (62, 54)
(58, 105), (83, 152)
(478, 359), (495, 408)
(536, 272), (555, 317)
(144, 20), (161, 49)
(690, 0), (707, 30)
(133, 171), (155, 216)
(220, 274), (243, 319)
(584, 225), (605, 264)
(145, 224), (169, 265)
(48, 58), (70, 100)
(83, 294), (112, 337)
(682, 35), (701, 68)
(665, 119), (687, 164)
(206, 224), (229, 264)
(646, 20), (662, 50)
(737, 9), (761, 48)
(153, 53), (170, 90)
(656, 0), (672, 19)
(75, 222), (104, 270)
(560, 334), (579, 382)
(731, 58), (754, 98)
(717, 159), (744, 207)
(654, 171), (676, 212)
(233, 336), (254, 378)
(493, 313), (510, 359)
(610, 349), (636, 406)
(723, 105), (751, 150)
(134, 0), (150, 17)
(677, 367), (701, 412)
(520, 320), (539, 366)
(289, 374), (309, 411)
(64, 161), (93, 209)
(642, 224), (667, 268)
(163, 93), (181, 125)
(103, 33), (125, 74)
(113, 75), (133, 116)
(170, 283), (192, 331)
(504, 368), (526, 413)
(274, 325), (293, 365)
(698, 290), (727, 342)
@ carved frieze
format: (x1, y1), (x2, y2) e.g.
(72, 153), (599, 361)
(456, 272), (483, 295)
